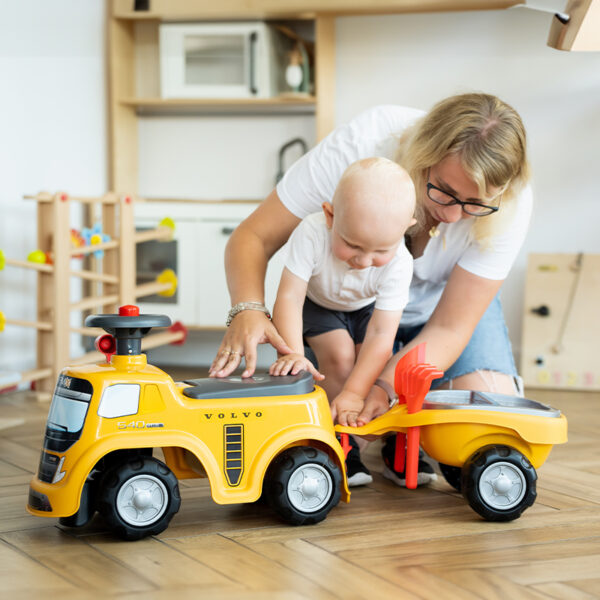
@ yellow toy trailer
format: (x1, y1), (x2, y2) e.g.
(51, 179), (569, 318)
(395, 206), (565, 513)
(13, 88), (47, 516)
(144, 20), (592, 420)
(337, 345), (568, 522)
(27, 306), (349, 540)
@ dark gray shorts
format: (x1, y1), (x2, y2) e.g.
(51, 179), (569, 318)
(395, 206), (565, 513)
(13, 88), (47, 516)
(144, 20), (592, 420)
(302, 297), (375, 345)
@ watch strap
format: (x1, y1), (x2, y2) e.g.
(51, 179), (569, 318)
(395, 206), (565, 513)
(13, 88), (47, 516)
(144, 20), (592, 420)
(374, 378), (398, 408)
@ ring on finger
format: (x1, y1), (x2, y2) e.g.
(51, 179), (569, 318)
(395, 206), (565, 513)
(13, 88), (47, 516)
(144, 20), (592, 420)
(220, 349), (231, 355)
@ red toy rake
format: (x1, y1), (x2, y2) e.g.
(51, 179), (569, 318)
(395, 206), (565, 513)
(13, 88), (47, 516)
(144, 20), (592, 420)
(392, 343), (443, 488)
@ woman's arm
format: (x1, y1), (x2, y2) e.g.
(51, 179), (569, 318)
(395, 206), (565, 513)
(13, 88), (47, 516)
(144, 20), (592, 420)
(209, 190), (301, 378)
(357, 265), (503, 424)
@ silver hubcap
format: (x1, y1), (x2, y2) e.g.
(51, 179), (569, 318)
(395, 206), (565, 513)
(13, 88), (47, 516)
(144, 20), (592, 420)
(116, 474), (169, 526)
(287, 463), (333, 513)
(479, 461), (526, 510)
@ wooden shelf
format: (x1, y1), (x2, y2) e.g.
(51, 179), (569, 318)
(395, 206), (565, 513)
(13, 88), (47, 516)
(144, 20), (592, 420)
(119, 96), (316, 115)
(112, 0), (520, 21)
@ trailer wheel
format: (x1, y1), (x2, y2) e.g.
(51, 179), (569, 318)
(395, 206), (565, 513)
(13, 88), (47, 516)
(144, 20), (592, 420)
(265, 446), (341, 525)
(438, 462), (462, 492)
(98, 456), (181, 540)
(462, 445), (537, 522)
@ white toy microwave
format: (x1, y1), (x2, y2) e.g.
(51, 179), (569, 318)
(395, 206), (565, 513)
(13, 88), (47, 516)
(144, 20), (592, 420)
(159, 22), (285, 99)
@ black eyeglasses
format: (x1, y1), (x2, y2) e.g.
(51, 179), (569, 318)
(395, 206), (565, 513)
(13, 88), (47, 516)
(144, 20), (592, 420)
(426, 176), (501, 217)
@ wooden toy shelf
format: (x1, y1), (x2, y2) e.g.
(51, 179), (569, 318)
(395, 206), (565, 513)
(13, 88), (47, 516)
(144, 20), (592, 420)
(0, 192), (185, 399)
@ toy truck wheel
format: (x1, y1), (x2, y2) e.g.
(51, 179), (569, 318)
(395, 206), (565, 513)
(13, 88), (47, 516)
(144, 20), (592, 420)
(461, 445), (537, 522)
(265, 446), (341, 526)
(438, 462), (462, 492)
(98, 456), (181, 540)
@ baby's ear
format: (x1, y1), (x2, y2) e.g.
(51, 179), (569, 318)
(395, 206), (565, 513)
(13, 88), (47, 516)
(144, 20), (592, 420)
(409, 217), (417, 227)
(322, 202), (334, 229)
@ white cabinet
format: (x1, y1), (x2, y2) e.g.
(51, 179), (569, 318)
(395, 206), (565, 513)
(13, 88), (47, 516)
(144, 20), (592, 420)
(135, 201), (285, 328)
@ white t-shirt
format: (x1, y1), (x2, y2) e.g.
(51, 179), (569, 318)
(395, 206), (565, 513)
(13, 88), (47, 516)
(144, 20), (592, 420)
(276, 105), (533, 326)
(285, 212), (413, 312)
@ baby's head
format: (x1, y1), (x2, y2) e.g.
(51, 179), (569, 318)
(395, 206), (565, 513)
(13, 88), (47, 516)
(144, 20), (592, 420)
(323, 157), (416, 269)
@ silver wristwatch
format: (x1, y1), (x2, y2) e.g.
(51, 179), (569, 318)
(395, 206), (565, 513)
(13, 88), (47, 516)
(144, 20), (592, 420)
(374, 378), (398, 408)
(226, 302), (271, 327)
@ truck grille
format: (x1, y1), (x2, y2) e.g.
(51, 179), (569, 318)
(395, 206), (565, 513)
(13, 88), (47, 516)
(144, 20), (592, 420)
(223, 424), (244, 486)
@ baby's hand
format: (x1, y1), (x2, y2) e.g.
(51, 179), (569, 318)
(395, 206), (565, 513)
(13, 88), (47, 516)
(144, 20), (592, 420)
(331, 391), (365, 426)
(269, 353), (324, 380)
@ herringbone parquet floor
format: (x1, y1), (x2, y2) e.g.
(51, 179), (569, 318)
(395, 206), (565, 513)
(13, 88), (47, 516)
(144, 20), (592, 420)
(0, 383), (598, 599)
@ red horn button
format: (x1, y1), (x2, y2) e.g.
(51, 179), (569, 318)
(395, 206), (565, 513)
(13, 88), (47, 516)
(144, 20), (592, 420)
(119, 305), (139, 317)
(95, 334), (117, 363)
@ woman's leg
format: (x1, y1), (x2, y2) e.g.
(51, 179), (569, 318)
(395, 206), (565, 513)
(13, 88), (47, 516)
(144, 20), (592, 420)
(436, 371), (518, 393)
(431, 295), (520, 394)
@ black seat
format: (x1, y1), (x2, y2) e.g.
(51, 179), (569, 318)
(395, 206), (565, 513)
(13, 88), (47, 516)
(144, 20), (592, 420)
(182, 371), (314, 400)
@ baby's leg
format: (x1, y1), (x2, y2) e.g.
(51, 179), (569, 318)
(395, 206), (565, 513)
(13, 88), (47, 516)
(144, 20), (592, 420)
(306, 329), (356, 403)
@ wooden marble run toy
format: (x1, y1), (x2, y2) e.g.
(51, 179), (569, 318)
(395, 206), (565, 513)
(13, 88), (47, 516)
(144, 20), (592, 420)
(0, 192), (184, 397)
(337, 344), (568, 522)
(27, 306), (349, 540)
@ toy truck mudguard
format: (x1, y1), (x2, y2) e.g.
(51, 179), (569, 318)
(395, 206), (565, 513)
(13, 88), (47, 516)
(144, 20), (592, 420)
(27, 306), (349, 540)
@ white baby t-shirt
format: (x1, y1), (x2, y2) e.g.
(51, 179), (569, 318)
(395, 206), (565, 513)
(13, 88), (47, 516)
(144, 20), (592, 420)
(284, 212), (413, 313)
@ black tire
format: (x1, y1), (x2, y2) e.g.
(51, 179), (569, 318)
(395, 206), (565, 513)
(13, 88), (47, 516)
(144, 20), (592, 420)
(439, 462), (462, 492)
(461, 445), (537, 522)
(264, 446), (341, 525)
(98, 456), (181, 540)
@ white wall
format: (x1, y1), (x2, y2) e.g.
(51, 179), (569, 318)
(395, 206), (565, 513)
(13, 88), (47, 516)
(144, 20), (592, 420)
(1, 2), (599, 375)
(0, 1), (106, 375)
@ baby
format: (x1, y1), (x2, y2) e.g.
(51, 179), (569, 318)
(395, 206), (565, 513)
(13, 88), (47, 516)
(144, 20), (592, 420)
(269, 157), (416, 484)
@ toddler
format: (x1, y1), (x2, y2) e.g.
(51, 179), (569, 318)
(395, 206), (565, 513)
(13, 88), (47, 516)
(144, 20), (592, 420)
(269, 157), (416, 485)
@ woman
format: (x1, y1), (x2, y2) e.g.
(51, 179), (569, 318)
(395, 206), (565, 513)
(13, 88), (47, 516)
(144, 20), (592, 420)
(209, 93), (531, 483)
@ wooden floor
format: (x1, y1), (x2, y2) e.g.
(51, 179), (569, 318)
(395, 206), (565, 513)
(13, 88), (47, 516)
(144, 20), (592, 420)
(1, 382), (598, 599)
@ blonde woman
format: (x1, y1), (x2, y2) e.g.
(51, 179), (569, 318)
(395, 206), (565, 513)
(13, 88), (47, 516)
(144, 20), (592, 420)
(209, 93), (532, 486)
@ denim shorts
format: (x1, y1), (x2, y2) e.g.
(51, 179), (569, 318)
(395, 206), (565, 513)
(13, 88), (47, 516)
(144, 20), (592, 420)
(302, 297), (375, 345)
(393, 295), (518, 388)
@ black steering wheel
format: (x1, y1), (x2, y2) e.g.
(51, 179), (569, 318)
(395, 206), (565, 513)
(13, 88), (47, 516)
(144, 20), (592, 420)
(85, 305), (171, 356)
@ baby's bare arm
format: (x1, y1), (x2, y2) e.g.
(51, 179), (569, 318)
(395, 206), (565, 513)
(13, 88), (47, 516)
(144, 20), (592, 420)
(332, 309), (401, 425)
(272, 268), (309, 356)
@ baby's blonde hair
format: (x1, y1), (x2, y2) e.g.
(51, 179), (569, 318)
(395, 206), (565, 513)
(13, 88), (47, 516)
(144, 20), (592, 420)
(334, 157), (415, 212)
(395, 93), (530, 242)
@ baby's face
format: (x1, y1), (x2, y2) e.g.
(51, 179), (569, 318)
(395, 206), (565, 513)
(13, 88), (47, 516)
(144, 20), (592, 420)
(325, 161), (416, 269)
(330, 214), (406, 270)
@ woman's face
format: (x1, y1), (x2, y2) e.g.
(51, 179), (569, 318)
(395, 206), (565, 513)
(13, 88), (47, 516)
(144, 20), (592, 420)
(425, 154), (503, 224)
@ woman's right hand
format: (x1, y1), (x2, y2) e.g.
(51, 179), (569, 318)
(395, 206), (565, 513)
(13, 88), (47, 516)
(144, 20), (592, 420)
(209, 310), (294, 378)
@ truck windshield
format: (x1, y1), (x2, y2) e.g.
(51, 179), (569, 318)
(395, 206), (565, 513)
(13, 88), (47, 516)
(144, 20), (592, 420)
(44, 375), (93, 452)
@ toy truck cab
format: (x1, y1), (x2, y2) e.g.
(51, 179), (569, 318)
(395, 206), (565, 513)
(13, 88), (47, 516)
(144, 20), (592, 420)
(27, 306), (349, 540)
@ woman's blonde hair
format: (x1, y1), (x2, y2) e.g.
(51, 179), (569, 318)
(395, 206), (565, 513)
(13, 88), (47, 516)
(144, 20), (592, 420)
(396, 93), (530, 241)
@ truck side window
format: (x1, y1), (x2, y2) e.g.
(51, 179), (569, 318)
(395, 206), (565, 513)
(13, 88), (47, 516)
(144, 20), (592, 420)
(98, 384), (141, 418)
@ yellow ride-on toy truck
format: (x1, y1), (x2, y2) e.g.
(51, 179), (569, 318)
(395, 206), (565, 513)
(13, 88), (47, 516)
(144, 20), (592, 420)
(27, 307), (567, 539)
(27, 306), (349, 540)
